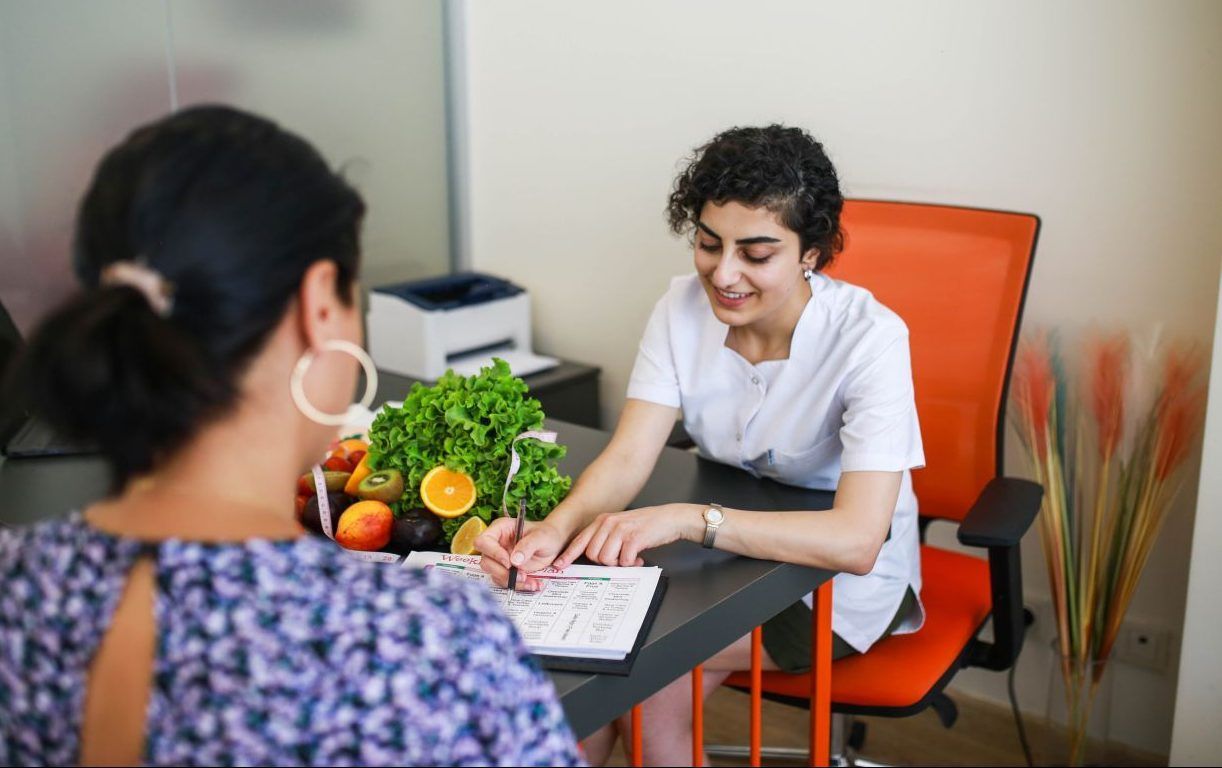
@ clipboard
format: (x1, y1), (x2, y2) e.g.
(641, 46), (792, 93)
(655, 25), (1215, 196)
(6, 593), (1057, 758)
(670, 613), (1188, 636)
(402, 552), (666, 674)
(538, 573), (668, 676)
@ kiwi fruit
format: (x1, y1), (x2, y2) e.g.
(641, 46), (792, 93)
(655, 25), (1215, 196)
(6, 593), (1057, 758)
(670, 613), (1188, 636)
(356, 469), (405, 503)
(298, 470), (351, 495)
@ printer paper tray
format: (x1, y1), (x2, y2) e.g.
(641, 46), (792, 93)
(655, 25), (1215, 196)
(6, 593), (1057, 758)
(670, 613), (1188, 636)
(447, 349), (558, 379)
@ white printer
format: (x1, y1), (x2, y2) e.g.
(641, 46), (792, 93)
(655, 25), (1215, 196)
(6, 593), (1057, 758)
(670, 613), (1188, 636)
(366, 272), (558, 381)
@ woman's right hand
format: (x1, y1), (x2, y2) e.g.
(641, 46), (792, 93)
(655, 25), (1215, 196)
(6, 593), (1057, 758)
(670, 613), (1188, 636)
(476, 518), (569, 592)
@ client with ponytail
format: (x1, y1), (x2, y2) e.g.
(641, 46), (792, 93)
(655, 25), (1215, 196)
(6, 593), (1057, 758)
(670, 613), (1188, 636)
(0, 106), (582, 767)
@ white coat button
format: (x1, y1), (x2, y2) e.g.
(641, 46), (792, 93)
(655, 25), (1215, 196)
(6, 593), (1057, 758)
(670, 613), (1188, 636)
(735, 432), (742, 442)
(751, 376), (760, 385)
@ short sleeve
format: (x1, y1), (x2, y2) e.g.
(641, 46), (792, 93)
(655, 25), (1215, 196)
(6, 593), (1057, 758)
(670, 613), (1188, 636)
(839, 333), (925, 473)
(625, 293), (681, 408)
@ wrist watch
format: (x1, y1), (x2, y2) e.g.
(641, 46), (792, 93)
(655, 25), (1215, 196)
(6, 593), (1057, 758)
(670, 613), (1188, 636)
(701, 504), (725, 548)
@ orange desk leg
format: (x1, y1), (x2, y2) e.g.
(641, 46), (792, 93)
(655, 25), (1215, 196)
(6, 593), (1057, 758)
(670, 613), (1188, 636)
(692, 663), (704, 766)
(631, 704), (644, 767)
(750, 625), (763, 767)
(809, 581), (833, 767)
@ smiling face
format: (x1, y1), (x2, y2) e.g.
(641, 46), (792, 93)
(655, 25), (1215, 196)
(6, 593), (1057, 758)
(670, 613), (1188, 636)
(694, 200), (819, 329)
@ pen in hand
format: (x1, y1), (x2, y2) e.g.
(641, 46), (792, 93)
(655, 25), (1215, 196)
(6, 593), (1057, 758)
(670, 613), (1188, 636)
(507, 498), (527, 591)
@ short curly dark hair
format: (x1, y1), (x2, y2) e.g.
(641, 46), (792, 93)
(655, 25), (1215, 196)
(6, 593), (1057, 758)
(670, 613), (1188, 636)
(666, 125), (844, 271)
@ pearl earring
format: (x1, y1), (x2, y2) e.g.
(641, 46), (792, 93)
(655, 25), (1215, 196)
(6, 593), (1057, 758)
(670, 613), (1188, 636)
(803, 267), (815, 280)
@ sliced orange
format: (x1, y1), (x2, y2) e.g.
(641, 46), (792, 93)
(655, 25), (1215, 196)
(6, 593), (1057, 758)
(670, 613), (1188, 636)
(450, 516), (487, 555)
(420, 466), (477, 519)
(344, 453), (374, 496)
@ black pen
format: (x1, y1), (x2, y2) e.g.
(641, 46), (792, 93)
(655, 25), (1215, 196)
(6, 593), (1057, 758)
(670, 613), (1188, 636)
(507, 498), (527, 592)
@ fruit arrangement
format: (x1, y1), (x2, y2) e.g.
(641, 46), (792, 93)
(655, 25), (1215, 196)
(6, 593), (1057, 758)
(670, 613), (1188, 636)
(367, 359), (572, 543)
(294, 437), (446, 554)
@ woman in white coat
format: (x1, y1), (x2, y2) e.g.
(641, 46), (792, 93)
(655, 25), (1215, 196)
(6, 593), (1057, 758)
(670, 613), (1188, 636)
(479, 124), (926, 765)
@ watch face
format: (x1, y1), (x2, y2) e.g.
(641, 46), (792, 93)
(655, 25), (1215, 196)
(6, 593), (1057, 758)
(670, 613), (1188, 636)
(705, 507), (724, 524)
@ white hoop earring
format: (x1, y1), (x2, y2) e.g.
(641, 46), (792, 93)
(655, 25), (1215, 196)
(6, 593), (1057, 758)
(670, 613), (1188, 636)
(803, 267), (815, 280)
(290, 340), (378, 426)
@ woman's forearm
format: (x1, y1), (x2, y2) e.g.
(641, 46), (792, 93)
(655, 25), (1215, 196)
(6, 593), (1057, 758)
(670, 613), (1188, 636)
(546, 399), (679, 541)
(546, 446), (657, 539)
(703, 505), (886, 575)
(693, 471), (902, 575)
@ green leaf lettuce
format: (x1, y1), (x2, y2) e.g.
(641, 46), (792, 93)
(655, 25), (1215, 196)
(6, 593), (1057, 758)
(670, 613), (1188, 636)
(367, 359), (572, 541)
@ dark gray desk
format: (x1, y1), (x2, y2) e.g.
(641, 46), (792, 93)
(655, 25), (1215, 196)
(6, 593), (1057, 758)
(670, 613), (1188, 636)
(0, 419), (835, 740)
(543, 418), (834, 739)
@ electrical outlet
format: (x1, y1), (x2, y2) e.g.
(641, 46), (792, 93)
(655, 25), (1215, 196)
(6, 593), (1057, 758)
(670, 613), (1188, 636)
(1113, 622), (1171, 673)
(1024, 601), (1174, 674)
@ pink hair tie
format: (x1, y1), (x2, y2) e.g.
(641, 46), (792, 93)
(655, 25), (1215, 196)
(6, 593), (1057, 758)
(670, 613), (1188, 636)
(99, 260), (175, 318)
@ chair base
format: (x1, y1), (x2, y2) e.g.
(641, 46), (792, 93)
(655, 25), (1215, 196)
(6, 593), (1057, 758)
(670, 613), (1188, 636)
(702, 745), (888, 767)
(703, 713), (883, 767)
(703, 745), (818, 763)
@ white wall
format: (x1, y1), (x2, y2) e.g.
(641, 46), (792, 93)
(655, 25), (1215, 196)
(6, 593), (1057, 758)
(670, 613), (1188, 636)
(1171, 267), (1222, 765)
(462, 0), (1222, 755)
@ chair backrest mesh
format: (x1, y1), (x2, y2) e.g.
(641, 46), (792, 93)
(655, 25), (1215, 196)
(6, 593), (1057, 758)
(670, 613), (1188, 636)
(825, 200), (1038, 522)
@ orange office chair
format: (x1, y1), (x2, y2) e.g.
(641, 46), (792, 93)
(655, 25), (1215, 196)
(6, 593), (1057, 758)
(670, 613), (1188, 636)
(707, 200), (1045, 765)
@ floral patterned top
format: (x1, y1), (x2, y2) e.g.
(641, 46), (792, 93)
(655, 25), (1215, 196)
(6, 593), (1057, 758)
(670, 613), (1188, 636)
(0, 514), (584, 767)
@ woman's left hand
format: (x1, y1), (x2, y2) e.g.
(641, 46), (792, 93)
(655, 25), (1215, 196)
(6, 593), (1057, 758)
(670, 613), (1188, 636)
(555, 503), (704, 568)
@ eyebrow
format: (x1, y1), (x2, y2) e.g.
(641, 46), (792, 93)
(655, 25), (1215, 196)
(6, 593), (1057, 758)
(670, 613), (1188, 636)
(696, 220), (782, 245)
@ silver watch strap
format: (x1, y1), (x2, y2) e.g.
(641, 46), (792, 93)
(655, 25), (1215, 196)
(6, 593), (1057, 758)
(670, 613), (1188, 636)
(702, 504), (722, 548)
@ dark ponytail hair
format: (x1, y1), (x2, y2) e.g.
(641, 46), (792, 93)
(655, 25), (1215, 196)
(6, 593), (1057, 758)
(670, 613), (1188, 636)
(12, 105), (365, 490)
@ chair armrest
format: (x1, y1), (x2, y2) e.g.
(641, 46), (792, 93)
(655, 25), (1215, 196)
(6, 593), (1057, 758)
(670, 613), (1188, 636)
(956, 477), (1042, 672)
(957, 477), (1042, 549)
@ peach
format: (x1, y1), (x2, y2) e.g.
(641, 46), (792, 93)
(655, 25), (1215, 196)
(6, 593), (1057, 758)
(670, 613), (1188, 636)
(334, 500), (393, 551)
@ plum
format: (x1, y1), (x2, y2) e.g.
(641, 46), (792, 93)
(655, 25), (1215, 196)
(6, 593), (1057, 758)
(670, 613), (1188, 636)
(298, 492), (355, 537)
(390, 509), (443, 553)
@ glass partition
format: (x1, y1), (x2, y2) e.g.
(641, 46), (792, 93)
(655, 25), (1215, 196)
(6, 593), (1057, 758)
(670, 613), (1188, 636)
(0, 0), (170, 332)
(0, 0), (451, 333)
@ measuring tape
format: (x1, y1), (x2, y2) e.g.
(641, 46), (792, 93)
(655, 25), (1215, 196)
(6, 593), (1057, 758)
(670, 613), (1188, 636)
(500, 430), (558, 518)
(311, 463), (401, 564)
